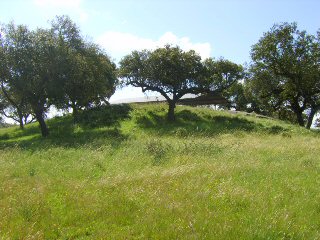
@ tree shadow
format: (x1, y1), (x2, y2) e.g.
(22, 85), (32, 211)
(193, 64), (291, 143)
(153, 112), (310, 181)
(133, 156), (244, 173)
(11, 124), (44, 138)
(75, 104), (132, 129)
(134, 108), (287, 137)
(0, 126), (127, 151)
(0, 104), (132, 151)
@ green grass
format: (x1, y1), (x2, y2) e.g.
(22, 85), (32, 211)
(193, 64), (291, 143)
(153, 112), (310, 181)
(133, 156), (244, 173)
(0, 103), (319, 239)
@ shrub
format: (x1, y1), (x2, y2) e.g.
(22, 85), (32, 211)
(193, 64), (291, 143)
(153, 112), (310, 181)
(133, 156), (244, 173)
(146, 139), (170, 165)
(76, 104), (132, 128)
(267, 125), (287, 134)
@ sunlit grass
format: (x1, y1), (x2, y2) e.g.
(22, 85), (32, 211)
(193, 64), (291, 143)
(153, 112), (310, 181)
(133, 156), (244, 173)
(0, 104), (319, 239)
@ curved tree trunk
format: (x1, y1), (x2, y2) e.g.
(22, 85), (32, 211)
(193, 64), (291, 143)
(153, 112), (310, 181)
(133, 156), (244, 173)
(291, 96), (306, 127)
(35, 109), (49, 137)
(167, 101), (176, 121)
(293, 108), (305, 127)
(71, 101), (80, 124)
(296, 112), (305, 127)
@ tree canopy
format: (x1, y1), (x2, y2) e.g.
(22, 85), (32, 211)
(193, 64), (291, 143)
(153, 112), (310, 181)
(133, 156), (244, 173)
(0, 16), (117, 136)
(250, 22), (320, 128)
(50, 16), (117, 118)
(119, 45), (243, 120)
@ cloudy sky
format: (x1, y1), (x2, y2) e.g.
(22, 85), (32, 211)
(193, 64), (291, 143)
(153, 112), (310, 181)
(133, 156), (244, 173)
(1, 0), (320, 101)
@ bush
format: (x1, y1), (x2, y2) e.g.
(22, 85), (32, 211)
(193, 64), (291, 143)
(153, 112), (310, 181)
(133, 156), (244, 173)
(76, 104), (132, 128)
(267, 125), (287, 134)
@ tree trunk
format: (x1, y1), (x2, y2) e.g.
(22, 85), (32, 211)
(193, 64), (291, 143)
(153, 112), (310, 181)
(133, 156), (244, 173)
(296, 111), (305, 127)
(18, 112), (24, 130)
(167, 101), (176, 121)
(72, 106), (78, 123)
(306, 107), (317, 129)
(71, 102), (79, 123)
(291, 96), (306, 127)
(35, 109), (49, 137)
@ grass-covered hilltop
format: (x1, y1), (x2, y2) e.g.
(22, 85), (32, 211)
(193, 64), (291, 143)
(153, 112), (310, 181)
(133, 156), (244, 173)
(0, 103), (319, 239)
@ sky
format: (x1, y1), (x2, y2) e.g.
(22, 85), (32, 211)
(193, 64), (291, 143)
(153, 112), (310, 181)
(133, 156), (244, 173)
(1, 0), (320, 101)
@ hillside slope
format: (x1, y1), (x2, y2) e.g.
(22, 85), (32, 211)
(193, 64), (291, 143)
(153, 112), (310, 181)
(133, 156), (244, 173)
(0, 103), (319, 239)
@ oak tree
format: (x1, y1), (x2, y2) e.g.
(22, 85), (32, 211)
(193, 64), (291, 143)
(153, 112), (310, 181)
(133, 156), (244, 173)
(251, 22), (320, 128)
(119, 45), (243, 121)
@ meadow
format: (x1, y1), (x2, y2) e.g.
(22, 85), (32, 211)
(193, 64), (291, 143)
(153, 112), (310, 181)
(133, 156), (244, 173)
(0, 103), (319, 239)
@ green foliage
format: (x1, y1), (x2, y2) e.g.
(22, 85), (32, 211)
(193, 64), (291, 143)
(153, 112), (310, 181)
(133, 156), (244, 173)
(222, 81), (249, 111)
(119, 45), (243, 121)
(203, 58), (244, 91)
(51, 16), (117, 113)
(119, 46), (203, 92)
(0, 82), (33, 128)
(0, 16), (117, 136)
(250, 22), (320, 128)
(0, 23), (44, 129)
(75, 104), (132, 128)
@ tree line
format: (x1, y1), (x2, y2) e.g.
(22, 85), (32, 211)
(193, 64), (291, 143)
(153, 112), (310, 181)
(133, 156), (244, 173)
(0, 16), (319, 137)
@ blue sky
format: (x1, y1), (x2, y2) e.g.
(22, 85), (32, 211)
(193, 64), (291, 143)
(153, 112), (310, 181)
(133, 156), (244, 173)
(1, 0), (320, 101)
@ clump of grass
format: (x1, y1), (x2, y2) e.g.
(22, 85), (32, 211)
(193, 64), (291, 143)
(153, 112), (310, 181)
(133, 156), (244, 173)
(172, 127), (189, 137)
(28, 168), (36, 176)
(267, 125), (287, 134)
(146, 138), (171, 165)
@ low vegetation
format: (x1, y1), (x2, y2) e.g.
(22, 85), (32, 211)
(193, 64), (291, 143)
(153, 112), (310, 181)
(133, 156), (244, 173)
(0, 103), (319, 239)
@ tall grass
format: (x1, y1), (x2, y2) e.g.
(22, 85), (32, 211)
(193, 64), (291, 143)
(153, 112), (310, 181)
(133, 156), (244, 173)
(0, 104), (319, 239)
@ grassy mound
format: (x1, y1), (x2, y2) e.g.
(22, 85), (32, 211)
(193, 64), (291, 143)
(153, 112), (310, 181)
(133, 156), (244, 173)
(0, 103), (319, 239)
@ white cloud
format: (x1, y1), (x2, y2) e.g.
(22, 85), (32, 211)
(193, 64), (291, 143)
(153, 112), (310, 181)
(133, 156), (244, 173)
(33, 0), (88, 22)
(96, 31), (212, 61)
